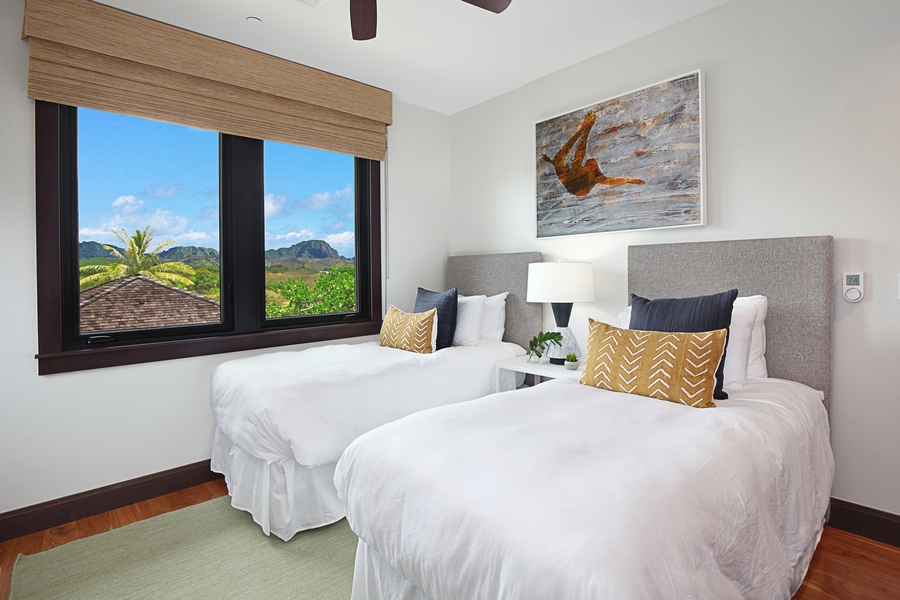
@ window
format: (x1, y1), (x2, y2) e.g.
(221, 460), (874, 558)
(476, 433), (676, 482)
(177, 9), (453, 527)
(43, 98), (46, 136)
(35, 102), (382, 374)
(263, 141), (358, 320)
(76, 108), (222, 336)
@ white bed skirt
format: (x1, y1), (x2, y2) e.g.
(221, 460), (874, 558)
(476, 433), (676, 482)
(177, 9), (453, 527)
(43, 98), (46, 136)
(351, 540), (431, 600)
(349, 527), (825, 600)
(211, 427), (343, 541)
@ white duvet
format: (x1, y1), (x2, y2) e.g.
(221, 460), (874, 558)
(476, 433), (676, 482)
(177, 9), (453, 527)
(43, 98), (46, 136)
(211, 340), (523, 469)
(335, 377), (834, 600)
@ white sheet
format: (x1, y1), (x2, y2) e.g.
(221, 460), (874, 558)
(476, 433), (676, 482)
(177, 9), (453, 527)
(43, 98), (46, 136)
(210, 340), (523, 540)
(335, 377), (834, 599)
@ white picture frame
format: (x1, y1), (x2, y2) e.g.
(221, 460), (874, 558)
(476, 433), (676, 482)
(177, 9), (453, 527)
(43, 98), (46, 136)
(535, 70), (705, 237)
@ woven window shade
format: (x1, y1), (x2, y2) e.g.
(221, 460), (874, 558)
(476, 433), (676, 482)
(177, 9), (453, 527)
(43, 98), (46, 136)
(22, 0), (392, 161)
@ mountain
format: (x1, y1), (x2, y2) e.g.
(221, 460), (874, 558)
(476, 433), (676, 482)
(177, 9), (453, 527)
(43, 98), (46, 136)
(158, 246), (220, 263)
(264, 239), (341, 260)
(79, 241), (123, 259)
(79, 239), (343, 264)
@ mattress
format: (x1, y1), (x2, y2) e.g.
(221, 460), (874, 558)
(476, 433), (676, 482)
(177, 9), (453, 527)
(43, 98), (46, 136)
(335, 377), (835, 599)
(210, 340), (524, 540)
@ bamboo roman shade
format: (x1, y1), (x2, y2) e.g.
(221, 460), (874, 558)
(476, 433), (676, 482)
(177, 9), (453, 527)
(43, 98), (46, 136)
(22, 0), (392, 160)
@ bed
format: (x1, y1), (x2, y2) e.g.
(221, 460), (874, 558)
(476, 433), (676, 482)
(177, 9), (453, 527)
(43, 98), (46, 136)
(335, 236), (836, 599)
(210, 251), (542, 541)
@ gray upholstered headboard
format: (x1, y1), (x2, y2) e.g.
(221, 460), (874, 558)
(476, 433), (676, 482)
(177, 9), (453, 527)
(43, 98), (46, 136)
(446, 252), (543, 351)
(628, 236), (833, 412)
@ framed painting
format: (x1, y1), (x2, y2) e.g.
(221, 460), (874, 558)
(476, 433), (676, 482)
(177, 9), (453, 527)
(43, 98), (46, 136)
(535, 71), (704, 237)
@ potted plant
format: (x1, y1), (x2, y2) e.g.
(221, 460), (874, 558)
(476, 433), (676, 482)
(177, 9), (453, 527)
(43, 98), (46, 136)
(527, 331), (563, 363)
(564, 352), (579, 370)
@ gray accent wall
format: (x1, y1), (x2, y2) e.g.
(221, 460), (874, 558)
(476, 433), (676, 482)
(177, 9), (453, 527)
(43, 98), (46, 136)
(447, 251), (543, 351)
(628, 236), (833, 412)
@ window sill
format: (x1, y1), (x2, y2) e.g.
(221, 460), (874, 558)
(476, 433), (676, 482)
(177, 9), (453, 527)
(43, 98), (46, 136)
(36, 320), (383, 375)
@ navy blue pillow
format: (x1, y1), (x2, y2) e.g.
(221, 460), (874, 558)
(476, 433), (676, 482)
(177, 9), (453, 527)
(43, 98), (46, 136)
(629, 289), (738, 400)
(414, 287), (458, 350)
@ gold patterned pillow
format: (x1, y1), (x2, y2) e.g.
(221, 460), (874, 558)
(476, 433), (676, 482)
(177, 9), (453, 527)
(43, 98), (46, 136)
(580, 319), (727, 408)
(379, 306), (437, 354)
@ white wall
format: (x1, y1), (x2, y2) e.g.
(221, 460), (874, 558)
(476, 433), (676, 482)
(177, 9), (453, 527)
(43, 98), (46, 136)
(446, 0), (900, 515)
(382, 101), (456, 311)
(0, 0), (450, 512)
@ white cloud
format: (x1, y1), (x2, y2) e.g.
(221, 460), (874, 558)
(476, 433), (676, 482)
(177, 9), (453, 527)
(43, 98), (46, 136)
(103, 209), (190, 238)
(265, 193), (287, 218)
(144, 209), (191, 234)
(111, 195), (144, 215)
(81, 187), (224, 248)
(267, 229), (316, 242)
(78, 227), (117, 240)
(325, 231), (355, 248)
(83, 199), (194, 246)
(299, 185), (352, 211)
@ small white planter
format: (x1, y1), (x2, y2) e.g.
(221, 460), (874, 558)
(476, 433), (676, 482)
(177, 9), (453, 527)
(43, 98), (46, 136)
(564, 360), (579, 370)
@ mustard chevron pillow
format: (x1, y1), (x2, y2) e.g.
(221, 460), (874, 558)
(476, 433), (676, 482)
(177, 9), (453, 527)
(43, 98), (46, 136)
(580, 319), (727, 408)
(379, 306), (437, 354)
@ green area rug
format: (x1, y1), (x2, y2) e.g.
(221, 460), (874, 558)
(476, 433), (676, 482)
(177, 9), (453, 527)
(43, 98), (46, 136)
(11, 497), (358, 599)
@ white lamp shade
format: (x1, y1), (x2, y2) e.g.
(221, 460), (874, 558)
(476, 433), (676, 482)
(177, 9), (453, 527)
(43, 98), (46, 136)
(526, 262), (595, 303)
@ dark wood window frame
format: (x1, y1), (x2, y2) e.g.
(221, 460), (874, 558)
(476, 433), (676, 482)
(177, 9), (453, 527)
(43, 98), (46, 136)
(34, 101), (383, 375)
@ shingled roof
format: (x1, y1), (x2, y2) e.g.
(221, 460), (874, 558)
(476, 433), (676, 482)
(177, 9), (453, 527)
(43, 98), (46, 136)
(80, 276), (220, 333)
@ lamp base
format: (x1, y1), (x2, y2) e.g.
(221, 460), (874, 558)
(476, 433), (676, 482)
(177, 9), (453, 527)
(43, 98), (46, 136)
(546, 326), (581, 365)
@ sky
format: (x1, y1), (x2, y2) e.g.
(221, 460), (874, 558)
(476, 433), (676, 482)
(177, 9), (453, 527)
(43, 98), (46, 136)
(77, 107), (357, 257)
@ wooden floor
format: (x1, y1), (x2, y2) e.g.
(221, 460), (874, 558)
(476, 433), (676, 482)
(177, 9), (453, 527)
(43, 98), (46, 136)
(1, 479), (898, 599)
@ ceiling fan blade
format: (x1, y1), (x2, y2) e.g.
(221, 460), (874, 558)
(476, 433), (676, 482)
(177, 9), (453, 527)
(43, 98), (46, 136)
(460, 0), (512, 14)
(350, 0), (377, 41)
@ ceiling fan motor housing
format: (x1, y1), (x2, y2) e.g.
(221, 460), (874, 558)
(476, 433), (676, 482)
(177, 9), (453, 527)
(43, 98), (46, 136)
(351, 0), (511, 41)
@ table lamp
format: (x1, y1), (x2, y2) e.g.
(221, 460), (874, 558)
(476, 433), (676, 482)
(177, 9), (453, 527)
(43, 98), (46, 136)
(526, 261), (595, 364)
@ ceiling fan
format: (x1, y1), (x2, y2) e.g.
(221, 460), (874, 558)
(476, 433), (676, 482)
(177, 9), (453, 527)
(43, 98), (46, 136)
(349, 0), (512, 40)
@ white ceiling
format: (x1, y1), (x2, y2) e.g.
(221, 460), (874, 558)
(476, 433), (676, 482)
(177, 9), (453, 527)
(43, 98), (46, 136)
(97, 0), (733, 115)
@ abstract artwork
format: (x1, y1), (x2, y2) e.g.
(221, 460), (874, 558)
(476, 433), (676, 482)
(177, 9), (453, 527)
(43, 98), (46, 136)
(535, 71), (703, 237)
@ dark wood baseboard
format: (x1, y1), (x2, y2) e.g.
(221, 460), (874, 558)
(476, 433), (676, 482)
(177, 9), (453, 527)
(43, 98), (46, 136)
(0, 460), (223, 543)
(829, 497), (900, 548)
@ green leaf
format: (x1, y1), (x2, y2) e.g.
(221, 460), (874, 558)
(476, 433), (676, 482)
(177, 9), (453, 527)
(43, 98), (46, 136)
(528, 330), (563, 357)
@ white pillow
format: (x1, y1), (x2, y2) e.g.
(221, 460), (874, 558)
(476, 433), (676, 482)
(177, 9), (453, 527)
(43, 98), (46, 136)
(734, 295), (768, 378)
(481, 292), (509, 341)
(721, 304), (756, 393)
(453, 295), (487, 346)
(617, 295), (767, 389)
(461, 292), (509, 341)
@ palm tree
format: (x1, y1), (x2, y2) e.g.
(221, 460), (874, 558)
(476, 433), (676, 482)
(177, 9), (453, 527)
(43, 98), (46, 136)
(79, 226), (195, 290)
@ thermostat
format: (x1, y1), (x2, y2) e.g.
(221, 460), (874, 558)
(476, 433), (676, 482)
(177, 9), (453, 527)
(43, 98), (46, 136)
(842, 271), (864, 303)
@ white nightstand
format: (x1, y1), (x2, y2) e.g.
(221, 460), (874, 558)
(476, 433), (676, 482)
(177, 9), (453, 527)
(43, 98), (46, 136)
(495, 355), (583, 392)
